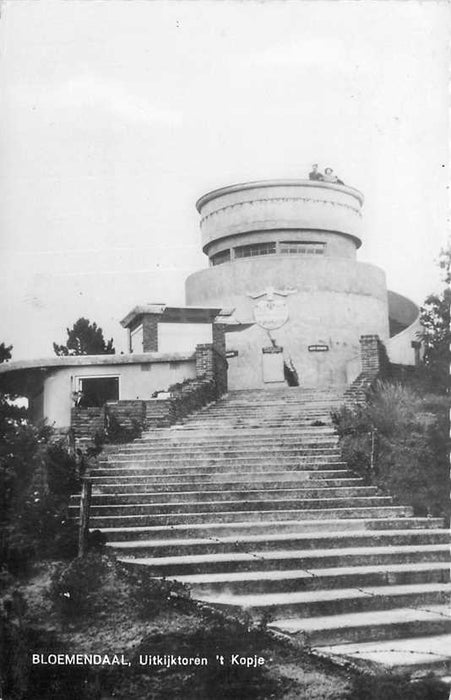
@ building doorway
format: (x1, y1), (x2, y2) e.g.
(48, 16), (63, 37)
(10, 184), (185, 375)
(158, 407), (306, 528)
(78, 377), (119, 407)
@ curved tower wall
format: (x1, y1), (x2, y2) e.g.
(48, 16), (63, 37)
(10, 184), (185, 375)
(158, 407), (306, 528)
(186, 180), (389, 389)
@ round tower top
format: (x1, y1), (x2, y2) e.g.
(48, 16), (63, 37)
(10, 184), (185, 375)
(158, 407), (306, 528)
(196, 179), (364, 258)
(196, 179), (364, 212)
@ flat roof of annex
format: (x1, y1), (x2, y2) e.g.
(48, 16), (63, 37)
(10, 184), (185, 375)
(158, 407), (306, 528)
(120, 305), (234, 329)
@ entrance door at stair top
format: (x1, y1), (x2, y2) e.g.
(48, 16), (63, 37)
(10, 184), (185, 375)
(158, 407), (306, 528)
(78, 376), (119, 407)
(262, 346), (285, 384)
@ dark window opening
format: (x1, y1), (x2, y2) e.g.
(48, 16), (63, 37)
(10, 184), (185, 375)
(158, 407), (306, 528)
(79, 377), (119, 407)
(235, 242), (276, 258)
(211, 249), (231, 266)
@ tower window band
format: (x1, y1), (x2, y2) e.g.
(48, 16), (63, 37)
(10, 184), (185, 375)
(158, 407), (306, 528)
(210, 240), (327, 265)
(235, 242), (276, 258)
(211, 249), (231, 266)
(280, 241), (325, 255)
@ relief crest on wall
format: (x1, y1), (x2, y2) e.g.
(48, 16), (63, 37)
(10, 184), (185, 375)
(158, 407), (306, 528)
(247, 286), (297, 331)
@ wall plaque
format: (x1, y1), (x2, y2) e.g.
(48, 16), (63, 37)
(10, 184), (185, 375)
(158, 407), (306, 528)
(308, 344), (329, 352)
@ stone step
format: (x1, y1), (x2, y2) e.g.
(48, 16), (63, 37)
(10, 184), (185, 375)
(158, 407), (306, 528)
(136, 429), (337, 437)
(170, 562), (450, 597)
(102, 447), (342, 458)
(113, 539), (448, 567)
(195, 582), (451, 620)
(186, 413), (333, 420)
(184, 421), (333, 426)
(99, 453), (341, 466)
(98, 519), (447, 542)
(181, 410), (336, 416)
(199, 399), (343, 406)
(93, 463), (349, 478)
(317, 634), (451, 677)
(131, 434), (339, 445)
(191, 402), (337, 408)
(90, 470), (353, 484)
(103, 442), (340, 456)
(184, 406), (337, 412)
(186, 421), (336, 426)
(105, 436), (339, 454)
(87, 505), (413, 528)
(222, 388), (341, 393)
(100, 456), (342, 467)
(190, 400), (339, 404)
(74, 486), (380, 506)
(102, 446), (338, 458)
(270, 606), (451, 647)
(102, 451), (342, 463)
(92, 478), (366, 494)
(203, 407), (341, 412)
(71, 495), (395, 516)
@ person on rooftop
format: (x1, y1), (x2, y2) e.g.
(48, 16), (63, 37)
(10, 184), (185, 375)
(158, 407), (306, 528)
(323, 167), (344, 185)
(308, 164), (324, 181)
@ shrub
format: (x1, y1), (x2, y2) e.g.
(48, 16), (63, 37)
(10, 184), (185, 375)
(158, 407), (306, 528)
(105, 413), (142, 443)
(348, 673), (449, 700)
(48, 551), (114, 619)
(94, 412), (143, 447)
(0, 609), (99, 700)
(332, 381), (450, 518)
(0, 424), (80, 573)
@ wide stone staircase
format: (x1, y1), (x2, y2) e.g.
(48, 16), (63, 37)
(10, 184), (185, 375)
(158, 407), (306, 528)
(70, 387), (451, 677)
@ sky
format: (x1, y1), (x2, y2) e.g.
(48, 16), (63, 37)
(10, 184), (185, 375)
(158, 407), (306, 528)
(0, 0), (449, 359)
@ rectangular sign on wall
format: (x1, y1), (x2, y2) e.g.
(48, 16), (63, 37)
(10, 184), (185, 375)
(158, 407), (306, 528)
(308, 344), (329, 352)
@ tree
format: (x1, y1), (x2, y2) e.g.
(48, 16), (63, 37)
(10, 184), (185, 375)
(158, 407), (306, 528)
(0, 343), (79, 574)
(419, 245), (450, 389)
(53, 318), (115, 356)
(0, 343), (26, 437)
(0, 342), (12, 363)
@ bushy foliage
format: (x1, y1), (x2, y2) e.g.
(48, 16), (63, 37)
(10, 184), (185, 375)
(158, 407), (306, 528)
(92, 412), (143, 449)
(48, 552), (191, 625)
(53, 317), (115, 356)
(0, 342), (27, 442)
(0, 422), (80, 575)
(332, 381), (450, 518)
(49, 551), (115, 619)
(105, 413), (142, 443)
(348, 673), (449, 700)
(420, 289), (450, 390)
(419, 244), (451, 391)
(0, 597), (99, 699)
(171, 377), (217, 421)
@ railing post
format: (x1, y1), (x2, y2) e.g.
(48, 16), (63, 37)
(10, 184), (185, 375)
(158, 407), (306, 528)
(78, 477), (92, 557)
(103, 403), (110, 435)
(67, 427), (76, 457)
(369, 428), (377, 477)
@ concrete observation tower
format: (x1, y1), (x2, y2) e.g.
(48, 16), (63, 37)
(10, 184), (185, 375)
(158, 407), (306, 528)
(186, 179), (415, 390)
